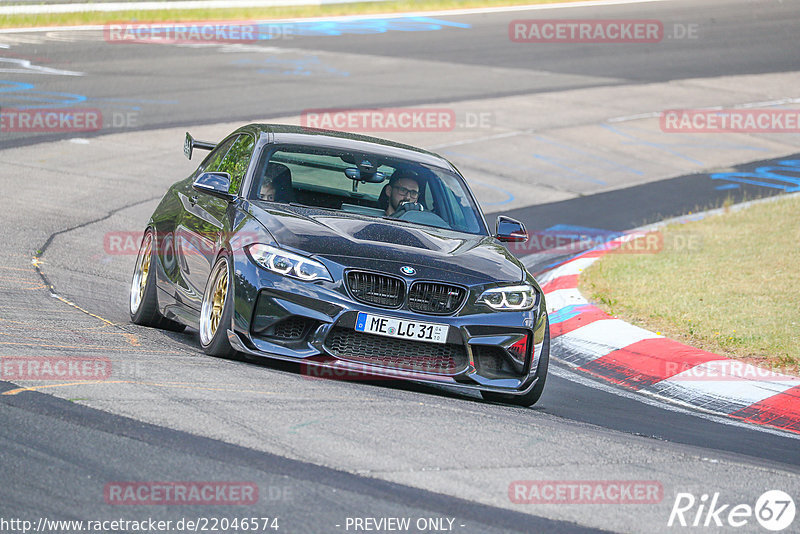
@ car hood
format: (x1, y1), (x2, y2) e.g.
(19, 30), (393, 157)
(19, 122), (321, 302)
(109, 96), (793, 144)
(249, 204), (523, 284)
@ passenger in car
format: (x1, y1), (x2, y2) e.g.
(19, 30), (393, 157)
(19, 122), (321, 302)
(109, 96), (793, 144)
(260, 181), (275, 201)
(260, 163), (295, 203)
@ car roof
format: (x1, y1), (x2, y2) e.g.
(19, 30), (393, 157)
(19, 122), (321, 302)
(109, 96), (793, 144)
(234, 123), (457, 172)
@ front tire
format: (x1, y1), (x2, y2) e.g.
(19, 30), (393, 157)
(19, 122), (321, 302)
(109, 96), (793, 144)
(199, 255), (236, 357)
(481, 320), (550, 407)
(130, 229), (185, 332)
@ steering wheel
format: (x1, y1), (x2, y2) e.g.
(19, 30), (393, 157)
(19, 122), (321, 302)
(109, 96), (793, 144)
(389, 201), (424, 218)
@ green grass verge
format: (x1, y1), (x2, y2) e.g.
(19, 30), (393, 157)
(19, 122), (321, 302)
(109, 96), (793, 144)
(2, 0), (581, 29)
(579, 194), (800, 375)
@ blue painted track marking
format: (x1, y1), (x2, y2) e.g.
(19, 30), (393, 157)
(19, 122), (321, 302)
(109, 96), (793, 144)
(545, 224), (623, 241)
(1, 80), (176, 113)
(533, 135), (644, 176)
(265, 17), (470, 38)
(233, 56), (348, 77)
(530, 153), (607, 185)
(438, 149), (519, 206)
(0, 80), (33, 93)
(601, 123), (705, 165)
(549, 304), (595, 325)
(710, 160), (800, 192)
(121, 17), (471, 41)
(1, 79), (86, 109)
(469, 178), (515, 206)
(613, 123), (769, 154)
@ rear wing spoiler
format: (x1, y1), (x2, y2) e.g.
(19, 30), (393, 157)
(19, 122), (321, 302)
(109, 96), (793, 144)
(184, 132), (216, 160)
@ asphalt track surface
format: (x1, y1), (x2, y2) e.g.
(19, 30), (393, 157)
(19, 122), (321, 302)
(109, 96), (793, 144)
(2, 0), (799, 148)
(2, 1), (800, 533)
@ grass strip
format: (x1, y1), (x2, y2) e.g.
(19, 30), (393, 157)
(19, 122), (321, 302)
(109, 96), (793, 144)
(579, 194), (800, 375)
(2, 0), (583, 29)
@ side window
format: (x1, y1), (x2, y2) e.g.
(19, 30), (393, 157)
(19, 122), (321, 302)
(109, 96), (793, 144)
(197, 136), (237, 176)
(423, 185), (434, 212)
(444, 187), (467, 229)
(217, 134), (255, 194)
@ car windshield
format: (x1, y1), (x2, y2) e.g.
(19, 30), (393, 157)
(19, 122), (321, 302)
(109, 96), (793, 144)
(252, 145), (487, 235)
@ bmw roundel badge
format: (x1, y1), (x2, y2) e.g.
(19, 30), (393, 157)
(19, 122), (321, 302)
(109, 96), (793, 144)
(401, 266), (416, 275)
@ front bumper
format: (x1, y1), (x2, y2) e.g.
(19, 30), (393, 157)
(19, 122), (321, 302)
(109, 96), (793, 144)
(230, 258), (548, 395)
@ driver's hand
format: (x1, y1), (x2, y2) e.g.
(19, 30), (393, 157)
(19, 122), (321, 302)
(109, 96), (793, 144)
(398, 201), (423, 212)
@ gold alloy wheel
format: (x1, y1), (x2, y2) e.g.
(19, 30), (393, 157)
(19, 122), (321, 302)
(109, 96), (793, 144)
(130, 232), (153, 314)
(209, 269), (228, 334)
(200, 259), (229, 346)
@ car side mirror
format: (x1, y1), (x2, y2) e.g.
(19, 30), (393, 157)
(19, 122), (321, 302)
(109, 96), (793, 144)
(192, 172), (234, 201)
(495, 215), (528, 243)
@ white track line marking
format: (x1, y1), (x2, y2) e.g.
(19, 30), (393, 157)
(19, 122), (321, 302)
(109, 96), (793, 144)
(0, 57), (84, 76)
(608, 98), (800, 123)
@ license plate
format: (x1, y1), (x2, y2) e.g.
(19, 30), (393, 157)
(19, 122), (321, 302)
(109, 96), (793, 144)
(355, 312), (449, 344)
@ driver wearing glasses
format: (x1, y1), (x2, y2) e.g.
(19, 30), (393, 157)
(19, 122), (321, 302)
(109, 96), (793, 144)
(382, 170), (422, 216)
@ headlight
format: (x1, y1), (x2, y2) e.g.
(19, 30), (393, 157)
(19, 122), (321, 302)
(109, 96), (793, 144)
(477, 284), (538, 311)
(246, 244), (332, 282)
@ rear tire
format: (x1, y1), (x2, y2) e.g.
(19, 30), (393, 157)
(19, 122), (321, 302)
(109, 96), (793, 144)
(481, 320), (550, 407)
(129, 228), (185, 332)
(199, 255), (236, 357)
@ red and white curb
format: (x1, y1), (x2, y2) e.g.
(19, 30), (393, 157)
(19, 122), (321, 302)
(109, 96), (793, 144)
(539, 233), (800, 435)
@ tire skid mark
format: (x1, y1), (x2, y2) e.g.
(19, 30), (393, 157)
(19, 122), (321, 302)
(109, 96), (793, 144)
(0, 316), (126, 332)
(27, 194), (163, 347)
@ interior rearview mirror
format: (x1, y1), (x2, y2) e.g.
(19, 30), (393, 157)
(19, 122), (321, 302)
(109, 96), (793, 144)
(345, 167), (385, 183)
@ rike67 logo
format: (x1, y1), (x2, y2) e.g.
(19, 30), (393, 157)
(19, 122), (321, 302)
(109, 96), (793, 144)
(668, 490), (795, 531)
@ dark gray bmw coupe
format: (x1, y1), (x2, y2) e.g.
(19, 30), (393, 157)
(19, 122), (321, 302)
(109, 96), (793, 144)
(130, 124), (549, 406)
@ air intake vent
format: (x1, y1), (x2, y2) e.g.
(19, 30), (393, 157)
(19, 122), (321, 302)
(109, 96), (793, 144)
(408, 282), (466, 315)
(324, 327), (468, 375)
(346, 271), (405, 308)
(270, 317), (313, 340)
(472, 345), (524, 379)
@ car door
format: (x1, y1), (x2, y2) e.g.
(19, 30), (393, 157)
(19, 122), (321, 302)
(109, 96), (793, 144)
(176, 134), (255, 308)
